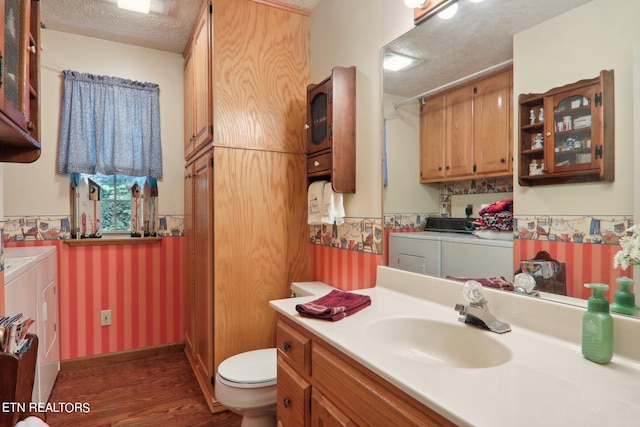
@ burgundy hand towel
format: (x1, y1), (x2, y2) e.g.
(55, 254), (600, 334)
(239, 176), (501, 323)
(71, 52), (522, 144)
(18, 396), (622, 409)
(295, 290), (371, 322)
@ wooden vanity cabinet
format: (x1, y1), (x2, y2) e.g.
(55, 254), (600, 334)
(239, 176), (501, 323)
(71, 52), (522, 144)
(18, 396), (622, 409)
(0, 0), (41, 163)
(420, 68), (512, 183)
(518, 70), (614, 186)
(306, 66), (356, 193)
(276, 316), (455, 427)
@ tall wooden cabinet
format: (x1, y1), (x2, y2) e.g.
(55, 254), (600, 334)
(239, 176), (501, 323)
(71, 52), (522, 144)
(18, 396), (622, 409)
(0, 0), (41, 163)
(419, 68), (512, 183)
(182, 0), (310, 412)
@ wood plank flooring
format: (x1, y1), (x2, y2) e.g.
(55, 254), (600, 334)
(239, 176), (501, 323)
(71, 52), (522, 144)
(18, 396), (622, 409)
(44, 351), (242, 427)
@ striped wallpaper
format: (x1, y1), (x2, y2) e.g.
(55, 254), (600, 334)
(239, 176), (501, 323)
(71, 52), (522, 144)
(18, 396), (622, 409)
(5, 239), (184, 360)
(515, 238), (628, 301)
(310, 243), (381, 290)
(2, 236), (628, 360)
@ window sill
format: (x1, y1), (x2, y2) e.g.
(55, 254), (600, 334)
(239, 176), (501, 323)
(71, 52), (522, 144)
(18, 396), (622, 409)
(63, 237), (162, 247)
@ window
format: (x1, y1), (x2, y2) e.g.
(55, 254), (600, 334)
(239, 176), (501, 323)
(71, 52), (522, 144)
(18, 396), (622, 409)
(80, 173), (147, 233)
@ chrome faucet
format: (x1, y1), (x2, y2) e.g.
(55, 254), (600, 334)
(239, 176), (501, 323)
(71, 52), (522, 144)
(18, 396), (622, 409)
(454, 281), (511, 334)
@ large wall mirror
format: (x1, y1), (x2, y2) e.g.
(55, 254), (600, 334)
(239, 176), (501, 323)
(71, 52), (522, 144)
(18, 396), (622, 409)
(382, 0), (640, 313)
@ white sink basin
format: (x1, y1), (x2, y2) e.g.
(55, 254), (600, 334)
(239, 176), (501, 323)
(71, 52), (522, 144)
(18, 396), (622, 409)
(365, 317), (512, 369)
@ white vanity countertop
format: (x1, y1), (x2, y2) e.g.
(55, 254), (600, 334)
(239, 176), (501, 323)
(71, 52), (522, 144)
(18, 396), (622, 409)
(270, 267), (640, 427)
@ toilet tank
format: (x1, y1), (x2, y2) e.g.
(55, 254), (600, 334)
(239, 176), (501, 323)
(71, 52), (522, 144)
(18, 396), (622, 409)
(290, 281), (336, 297)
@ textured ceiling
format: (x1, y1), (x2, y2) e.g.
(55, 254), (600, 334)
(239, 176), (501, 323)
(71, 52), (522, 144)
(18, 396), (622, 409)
(41, 0), (321, 54)
(384, 0), (594, 99)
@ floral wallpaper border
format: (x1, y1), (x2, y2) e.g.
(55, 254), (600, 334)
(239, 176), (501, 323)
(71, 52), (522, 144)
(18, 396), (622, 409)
(514, 215), (633, 245)
(309, 217), (383, 255)
(382, 213), (633, 246)
(1, 215), (185, 242)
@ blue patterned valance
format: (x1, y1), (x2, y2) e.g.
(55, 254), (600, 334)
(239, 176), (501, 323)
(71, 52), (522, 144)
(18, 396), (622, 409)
(57, 70), (163, 178)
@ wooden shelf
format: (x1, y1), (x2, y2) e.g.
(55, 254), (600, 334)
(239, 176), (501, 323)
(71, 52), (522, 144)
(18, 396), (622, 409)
(64, 237), (162, 247)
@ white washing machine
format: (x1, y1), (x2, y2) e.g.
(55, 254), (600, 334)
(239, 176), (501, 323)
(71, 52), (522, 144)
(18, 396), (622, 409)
(388, 233), (442, 276)
(389, 232), (514, 280)
(4, 246), (59, 404)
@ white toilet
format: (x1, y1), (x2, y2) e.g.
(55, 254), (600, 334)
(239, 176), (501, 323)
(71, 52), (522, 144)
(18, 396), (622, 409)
(215, 281), (335, 427)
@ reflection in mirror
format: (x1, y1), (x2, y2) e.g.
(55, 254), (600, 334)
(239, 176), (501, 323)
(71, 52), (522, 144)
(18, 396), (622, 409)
(382, 0), (638, 316)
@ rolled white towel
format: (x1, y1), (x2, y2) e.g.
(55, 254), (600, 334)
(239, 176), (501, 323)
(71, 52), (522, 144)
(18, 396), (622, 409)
(308, 180), (328, 225)
(321, 182), (345, 226)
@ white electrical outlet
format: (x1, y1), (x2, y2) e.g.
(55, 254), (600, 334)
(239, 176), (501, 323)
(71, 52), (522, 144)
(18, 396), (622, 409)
(100, 309), (112, 326)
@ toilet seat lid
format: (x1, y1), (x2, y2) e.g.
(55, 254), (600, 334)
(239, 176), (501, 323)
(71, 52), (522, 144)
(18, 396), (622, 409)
(217, 348), (277, 387)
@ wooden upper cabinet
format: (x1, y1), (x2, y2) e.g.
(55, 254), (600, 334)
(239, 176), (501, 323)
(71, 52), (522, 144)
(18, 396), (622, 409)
(183, 52), (195, 156)
(419, 94), (446, 181)
(419, 68), (513, 183)
(0, 0), (41, 163)
(306, 66), (356, 193)
(213, 0), (309, 152)
(473, 70), (512, 175)
(184, 2), (213, 160)
(192, 7), (212, 152)
(445, 85), (474, 178)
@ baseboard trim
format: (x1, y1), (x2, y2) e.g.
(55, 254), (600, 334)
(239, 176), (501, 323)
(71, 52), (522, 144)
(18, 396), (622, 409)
(60, 342), (185, 371)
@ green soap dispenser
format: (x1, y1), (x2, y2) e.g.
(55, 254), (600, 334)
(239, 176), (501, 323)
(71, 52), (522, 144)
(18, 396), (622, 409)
(582, 283), (613, 364)
(611, 276), (640, 316)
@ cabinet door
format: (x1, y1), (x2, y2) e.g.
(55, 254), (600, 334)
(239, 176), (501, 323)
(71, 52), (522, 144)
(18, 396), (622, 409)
(419, 94), (446, 182)
(183, 164), (195, 356)
(546, 84), (601, 174)
(311, 389), (356, 427)
(193, 153), (213, 381)
(192, 6), (212, 152)
(473, 71), (512, 175)
(307, 78), (332, 155)
(445, 85), (474, 177)
(183, 53), (195, 157)
(1, 0), (28, 128)
(277, 356), (311, 427)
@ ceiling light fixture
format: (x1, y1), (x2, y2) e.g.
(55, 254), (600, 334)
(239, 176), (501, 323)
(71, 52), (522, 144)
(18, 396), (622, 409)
(403, 0), (427, 8)
(117, 0), (151, 14)
(437, 2), (458, 19)
(384, 53), (419, 72)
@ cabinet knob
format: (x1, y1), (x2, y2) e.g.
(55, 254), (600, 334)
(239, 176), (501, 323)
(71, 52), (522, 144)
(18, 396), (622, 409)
(546, 131), (552, 137)
(500, 158), (506, 163)
(26, 121), (35, 131)
(304, 124), (310, 130)
(313, 161), (320, 167)
(28, 45), (36, 54)
(283, 397), (291, 408)
(283, 341), (291, 352)
(438, 166), (442, 171)
(445, 166), (450, 170)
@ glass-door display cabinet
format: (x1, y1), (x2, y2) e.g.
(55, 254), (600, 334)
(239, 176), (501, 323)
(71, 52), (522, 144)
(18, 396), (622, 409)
(518, 70), (614, 186)
(306, 66), (356, 193)
(0, 0), (41, 163)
